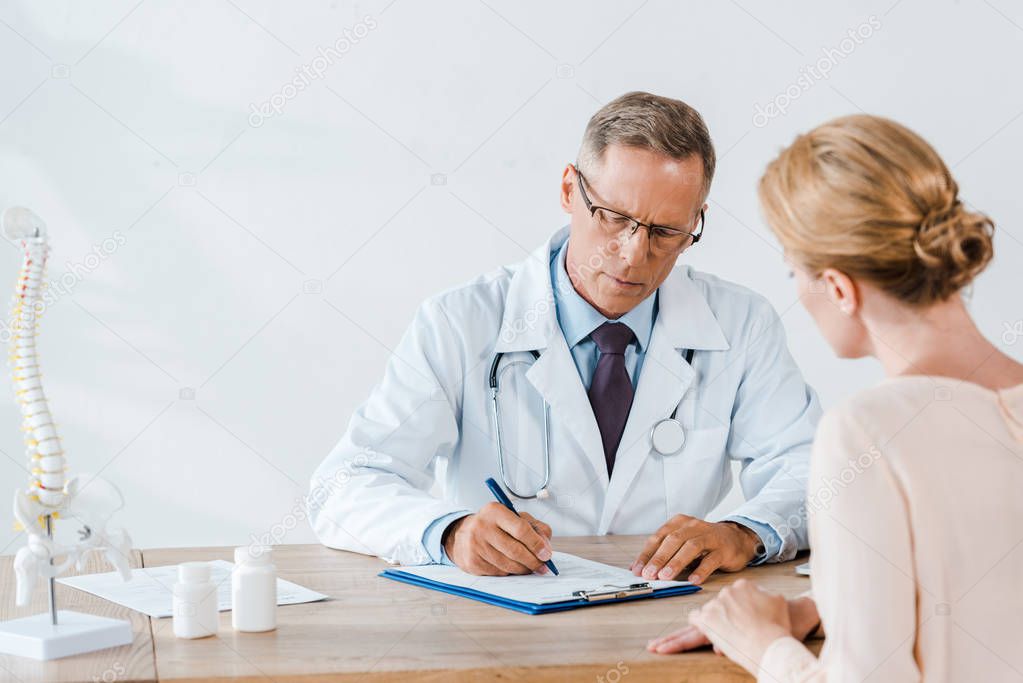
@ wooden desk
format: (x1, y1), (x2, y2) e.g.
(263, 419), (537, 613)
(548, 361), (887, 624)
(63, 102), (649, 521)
(0, 549), (154, 683)
(2, 537), (816, 682)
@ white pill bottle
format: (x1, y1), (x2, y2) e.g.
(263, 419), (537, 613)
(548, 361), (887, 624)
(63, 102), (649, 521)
(231, 546), (277, 632)
(172, 561), (219, 639)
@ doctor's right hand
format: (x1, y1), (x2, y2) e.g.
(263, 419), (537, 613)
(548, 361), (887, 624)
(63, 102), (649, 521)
(442, 502), (554, 575)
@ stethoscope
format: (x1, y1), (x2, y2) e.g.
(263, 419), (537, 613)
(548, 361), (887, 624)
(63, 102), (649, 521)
(488, 347), (696, 500)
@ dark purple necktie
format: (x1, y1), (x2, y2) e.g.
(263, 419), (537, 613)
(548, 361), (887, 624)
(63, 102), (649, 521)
(587, 322), (635, 476)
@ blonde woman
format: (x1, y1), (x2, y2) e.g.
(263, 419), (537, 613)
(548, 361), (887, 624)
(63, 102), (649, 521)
(648, 115), (1023, 680)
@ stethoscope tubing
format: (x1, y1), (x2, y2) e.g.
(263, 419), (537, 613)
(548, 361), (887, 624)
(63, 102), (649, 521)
(490, 347), (696, 498)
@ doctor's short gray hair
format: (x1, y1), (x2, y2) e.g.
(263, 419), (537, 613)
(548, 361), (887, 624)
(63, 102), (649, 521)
(577, 91), (716, 199)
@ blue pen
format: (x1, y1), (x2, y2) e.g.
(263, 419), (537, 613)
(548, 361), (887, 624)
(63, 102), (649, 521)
(484, 477), (559, 576)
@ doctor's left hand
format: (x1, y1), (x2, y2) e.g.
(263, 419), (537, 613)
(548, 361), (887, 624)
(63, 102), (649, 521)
(632, 515), (762, 584)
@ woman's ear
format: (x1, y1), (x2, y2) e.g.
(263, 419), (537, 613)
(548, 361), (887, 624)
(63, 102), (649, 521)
(821, 268), (859, 316)
(560, 164), (575, 213)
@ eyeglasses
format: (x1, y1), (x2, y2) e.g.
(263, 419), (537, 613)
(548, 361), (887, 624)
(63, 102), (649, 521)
(574, 165), (704, 253)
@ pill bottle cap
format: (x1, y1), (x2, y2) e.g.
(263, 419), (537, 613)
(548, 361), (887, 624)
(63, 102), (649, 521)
(178, 561), (211, 584)
(235, 545), (272, 566)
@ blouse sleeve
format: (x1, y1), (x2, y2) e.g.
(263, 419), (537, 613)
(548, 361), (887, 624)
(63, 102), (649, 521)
(757, 409), (923, 682)
(759, 636), (826, 682)
(812, 409), (923, 681)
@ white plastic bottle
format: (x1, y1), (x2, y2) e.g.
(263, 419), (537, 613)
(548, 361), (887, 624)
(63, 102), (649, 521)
(231, 546), (277, 632)
(172, 561), (219, 639)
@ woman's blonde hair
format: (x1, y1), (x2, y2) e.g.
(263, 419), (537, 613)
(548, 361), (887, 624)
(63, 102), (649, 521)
(758, 114), (994, 306)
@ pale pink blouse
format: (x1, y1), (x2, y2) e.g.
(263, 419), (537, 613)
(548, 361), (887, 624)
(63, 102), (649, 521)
(759, 376), (1023, 682)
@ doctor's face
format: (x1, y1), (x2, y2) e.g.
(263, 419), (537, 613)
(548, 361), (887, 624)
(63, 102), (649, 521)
(559, 145), (706, 319)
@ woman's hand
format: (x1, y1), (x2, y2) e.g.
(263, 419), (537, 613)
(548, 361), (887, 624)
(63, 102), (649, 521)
(686, 579), (792, 675)
(647, 591), (820, 655)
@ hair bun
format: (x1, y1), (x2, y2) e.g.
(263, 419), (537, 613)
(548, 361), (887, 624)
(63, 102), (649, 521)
(912, 198), (994, 300)
(758, 114), (996, 307)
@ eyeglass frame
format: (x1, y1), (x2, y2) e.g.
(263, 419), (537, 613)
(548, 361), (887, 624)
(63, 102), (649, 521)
(572, 163), (705, 248)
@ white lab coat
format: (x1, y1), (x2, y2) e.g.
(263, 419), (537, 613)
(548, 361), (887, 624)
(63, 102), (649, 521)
(308, 227), (821, 566)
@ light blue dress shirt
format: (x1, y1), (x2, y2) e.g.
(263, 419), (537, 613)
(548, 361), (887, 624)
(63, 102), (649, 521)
(423, 239), (780, 565)
(549, 236), (656, 390)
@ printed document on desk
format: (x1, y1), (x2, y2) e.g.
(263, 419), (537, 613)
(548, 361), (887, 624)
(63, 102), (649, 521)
(57, 559), (327, 618)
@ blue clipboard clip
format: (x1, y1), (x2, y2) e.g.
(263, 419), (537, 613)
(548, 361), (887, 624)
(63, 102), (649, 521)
(573, 583), (654, 602)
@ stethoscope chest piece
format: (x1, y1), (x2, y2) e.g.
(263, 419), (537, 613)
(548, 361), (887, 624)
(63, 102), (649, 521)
(651, 418), (686, 456)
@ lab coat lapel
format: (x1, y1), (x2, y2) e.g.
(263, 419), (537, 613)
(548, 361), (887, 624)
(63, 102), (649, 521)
(525, 336), (609, 489)
(598, 321), (693, 531)
(598, 267), (730, 532)
(495, 226), (609, 488)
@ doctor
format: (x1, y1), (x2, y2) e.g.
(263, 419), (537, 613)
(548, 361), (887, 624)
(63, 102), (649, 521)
(308, 91), (821, 584)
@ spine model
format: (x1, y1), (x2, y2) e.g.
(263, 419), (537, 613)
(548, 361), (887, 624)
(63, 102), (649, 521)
(10, 225), (65, 511)
(5, 207), (132, 610)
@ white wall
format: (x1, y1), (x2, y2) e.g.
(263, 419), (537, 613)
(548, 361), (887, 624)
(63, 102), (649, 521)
(1, 0), (1021, 554)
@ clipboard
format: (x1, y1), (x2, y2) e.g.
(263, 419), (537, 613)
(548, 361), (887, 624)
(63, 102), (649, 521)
(379, 552), (701, 615)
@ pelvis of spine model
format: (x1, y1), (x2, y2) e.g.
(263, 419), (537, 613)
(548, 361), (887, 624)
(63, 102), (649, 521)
(13, 475), (133, 606)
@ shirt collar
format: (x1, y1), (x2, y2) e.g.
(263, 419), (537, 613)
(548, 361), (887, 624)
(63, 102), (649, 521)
(550, 239), (657, 351)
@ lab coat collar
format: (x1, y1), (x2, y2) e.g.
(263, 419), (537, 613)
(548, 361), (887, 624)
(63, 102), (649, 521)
(656, 266), (731, 353)
(496, 226), (730, 354)
(494, 227), (567, 354)
(495, 226), (733, 491)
